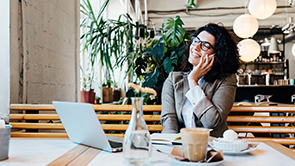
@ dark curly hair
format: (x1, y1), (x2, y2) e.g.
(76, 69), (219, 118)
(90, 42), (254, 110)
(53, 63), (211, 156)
(181, 23), (241, 83)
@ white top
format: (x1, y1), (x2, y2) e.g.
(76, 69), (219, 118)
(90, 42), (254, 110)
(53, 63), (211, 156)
(89, 141), (295, 166)
(182, 84), (205, 128)
(2, 138), (295, 165)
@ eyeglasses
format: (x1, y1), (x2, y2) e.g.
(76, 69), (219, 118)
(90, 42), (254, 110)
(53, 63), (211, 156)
(191, 36), (215, 51)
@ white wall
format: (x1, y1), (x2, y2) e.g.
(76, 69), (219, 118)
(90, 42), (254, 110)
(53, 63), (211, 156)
(0, 0), (10, 122)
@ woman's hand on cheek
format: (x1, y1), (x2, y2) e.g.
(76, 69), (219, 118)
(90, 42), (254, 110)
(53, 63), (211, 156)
(188, 54), (215, 89)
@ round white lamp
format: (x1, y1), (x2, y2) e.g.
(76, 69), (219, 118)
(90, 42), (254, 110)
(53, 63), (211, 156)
(238, 39), (261, 62)
(233, 14), (259, 38)
(248, 0), (277, 20)
(292, 43), (295, 57)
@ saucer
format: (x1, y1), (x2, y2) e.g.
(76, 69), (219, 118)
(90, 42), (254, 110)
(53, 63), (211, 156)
(210, 143), (258, 155)
(171, 158), (224, 166)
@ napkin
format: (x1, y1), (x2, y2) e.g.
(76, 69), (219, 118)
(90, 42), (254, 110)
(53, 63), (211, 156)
(170, 146), (224, 163)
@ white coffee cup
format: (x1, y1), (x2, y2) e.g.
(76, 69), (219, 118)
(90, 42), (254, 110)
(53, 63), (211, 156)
(181, 128), (210, 162)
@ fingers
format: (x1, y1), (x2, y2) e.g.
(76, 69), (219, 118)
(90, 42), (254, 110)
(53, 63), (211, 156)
(209, 55), (215, 65)
(201, 54), (212, 66)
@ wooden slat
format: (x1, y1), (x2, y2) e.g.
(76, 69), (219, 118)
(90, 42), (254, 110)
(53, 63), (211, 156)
(92, 104), (162, 112)
(102, 124), (163, 131)
(10, 114), (60, 120)
(229, 126), (295, 133)
(9, 123), (163, 131)
(9, 104), (295, 112)
(9, 114), (161, 121)
(106, 133), (125, 138)
(97, 114), (160, 121)
(10, 123), (64, 130)
(11, 114), (295, 123)
(10, 104), (56, 110)
(231, 105), (295, 113)
(9, 104), (162, 112)
(11, 132), (69, 138)
(245, 137), (295, 145)
(227, 116), (295, 123)
(10, 132), (124, 138)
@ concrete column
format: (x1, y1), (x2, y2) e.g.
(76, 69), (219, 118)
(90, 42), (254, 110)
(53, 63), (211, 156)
(0, 0), (10, 122)
(10, 0), (79, 104)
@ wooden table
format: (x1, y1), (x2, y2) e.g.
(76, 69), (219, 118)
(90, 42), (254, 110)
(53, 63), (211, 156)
(2, 138), (295, 166)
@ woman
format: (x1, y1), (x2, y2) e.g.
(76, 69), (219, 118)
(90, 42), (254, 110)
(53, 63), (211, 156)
(160, 23), (240, 137)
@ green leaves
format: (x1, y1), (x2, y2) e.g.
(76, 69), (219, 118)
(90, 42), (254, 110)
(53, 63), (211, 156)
(162, 16), (185, 47)
(122, 16), (187, 104)
(143, 69), (160, 88)
(163, 51), (178, 73)
(152, 38), (165, 61)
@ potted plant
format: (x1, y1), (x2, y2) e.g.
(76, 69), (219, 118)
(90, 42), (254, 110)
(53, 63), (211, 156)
(102, 78), (113, 103)
(80, 67), (95, 103)
(94, 96), (101, 104)
(80, 0), (137, 101)
(120, 16), (188, 104)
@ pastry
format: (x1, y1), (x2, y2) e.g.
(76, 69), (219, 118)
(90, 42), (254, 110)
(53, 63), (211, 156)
(212, 129), (249, 151)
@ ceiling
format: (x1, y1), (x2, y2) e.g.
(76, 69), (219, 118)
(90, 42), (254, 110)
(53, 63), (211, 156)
(140, 0), (295, 32)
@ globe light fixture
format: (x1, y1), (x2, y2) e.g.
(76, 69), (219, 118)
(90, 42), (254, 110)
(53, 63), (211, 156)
(233, 14), (259, 38)
(248, 0), (277, 20)
(238, 39), (261, 62)
(292, 43), (295, 57)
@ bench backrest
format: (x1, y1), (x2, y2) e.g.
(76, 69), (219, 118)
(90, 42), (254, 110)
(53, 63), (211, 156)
(9, 104), (295, 147)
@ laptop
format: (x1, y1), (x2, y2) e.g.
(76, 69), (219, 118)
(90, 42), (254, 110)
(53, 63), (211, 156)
(52, 101), (123, 152)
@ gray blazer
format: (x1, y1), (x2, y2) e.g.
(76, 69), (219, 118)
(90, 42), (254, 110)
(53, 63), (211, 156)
(160, 72), (237, 137)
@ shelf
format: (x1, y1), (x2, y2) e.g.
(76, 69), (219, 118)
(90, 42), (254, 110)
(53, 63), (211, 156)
(237, 73), (285, 76)
(242, 62), (284, 64)
(238, 85), (295, 87)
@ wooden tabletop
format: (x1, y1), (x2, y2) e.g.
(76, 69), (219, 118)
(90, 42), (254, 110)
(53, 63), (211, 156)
(47, 140), (295, 165)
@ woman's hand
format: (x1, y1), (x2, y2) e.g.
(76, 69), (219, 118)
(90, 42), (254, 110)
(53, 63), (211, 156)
(188, 54), (215, 89)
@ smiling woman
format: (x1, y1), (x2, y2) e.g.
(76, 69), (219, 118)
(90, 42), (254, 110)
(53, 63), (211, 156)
(161, 23), (241, 137)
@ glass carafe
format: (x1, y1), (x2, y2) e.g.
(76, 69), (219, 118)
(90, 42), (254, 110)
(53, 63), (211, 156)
(123, 97), (151, 165)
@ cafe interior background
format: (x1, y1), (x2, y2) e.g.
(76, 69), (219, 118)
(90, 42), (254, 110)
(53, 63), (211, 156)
(1, 0), (295, 121)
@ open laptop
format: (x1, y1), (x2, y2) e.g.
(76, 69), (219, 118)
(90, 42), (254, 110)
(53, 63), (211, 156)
(52, 101), (123, 152)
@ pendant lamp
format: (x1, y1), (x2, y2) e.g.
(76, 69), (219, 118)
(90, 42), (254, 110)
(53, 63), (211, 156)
(248, 0), (277, 20)
(238, 39), (261, 62)
(268, 37), (280, 54)
(233, 14), (258, 38)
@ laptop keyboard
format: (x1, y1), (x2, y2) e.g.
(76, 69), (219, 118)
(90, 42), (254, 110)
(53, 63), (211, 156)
(108, 140), (123, 148)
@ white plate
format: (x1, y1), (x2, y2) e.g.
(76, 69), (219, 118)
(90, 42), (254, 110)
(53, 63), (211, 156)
(210, 144), (258, 155)
(171, 158), (224, 166)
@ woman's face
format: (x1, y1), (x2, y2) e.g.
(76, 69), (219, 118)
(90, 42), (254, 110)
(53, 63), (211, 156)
(188, 31), (215, 66)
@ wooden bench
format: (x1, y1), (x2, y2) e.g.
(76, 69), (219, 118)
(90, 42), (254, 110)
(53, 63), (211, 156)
(9, 104), (295, 148)
(9, 104), (162, 138)
(228, 105), (295, 147)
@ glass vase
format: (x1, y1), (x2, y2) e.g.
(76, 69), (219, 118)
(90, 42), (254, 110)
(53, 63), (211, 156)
(123, 97), (152, 165)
